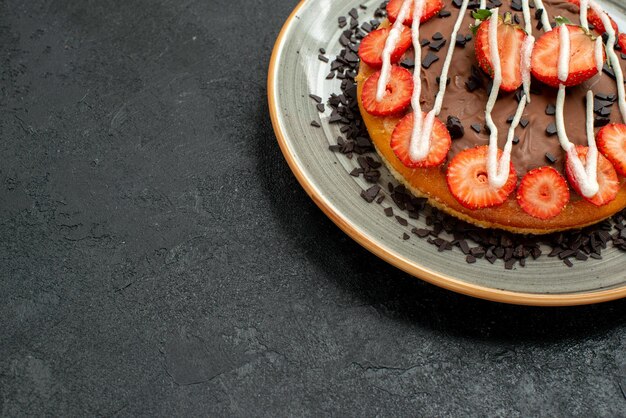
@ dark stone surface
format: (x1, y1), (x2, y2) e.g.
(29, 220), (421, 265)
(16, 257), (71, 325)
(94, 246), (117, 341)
(1, 0), (626, 416)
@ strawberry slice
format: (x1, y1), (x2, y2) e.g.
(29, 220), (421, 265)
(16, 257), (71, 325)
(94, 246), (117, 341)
(531, 25), (605, 88)
(446, 146), (517, 210)
(386, 0), (444, 26)
(361, 66), (414, 117)
(597, 123), (626, 176)
(567, 0), (619, 35)
(358, 27), (413, 69)
(619, 34), (626, 52)
(390, 112), (452, 168)
(517, 167), (570, 219)
(474, 13), (527, 92)
(566, 146), (619, 207)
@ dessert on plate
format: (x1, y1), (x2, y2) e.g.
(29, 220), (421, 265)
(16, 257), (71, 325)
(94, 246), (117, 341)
(356, 0), (626, 234)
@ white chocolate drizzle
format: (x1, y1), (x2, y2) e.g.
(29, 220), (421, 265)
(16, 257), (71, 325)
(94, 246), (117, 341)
(590, 0), (626, 121)
(376, 0), (413, 102)
(580, 0), (589, 30)
(485, 7), (509, 188)
(533, 0), (553, 32)
(409, 0), (470, 161)
(552, 21), (599, 197)
(595, 37), (604, 73)
(557, 25), (570, 82)
(520, 0), (535, 103)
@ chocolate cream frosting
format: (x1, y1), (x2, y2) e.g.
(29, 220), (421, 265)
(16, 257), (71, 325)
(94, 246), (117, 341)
(410, 0), (626, 177)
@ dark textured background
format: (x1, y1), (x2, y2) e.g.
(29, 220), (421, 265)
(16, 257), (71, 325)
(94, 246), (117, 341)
(1, 0), (626, 416)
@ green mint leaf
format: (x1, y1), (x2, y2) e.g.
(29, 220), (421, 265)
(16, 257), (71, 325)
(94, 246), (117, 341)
(472, 9), (493, 21)
(554, 16), (572, 26)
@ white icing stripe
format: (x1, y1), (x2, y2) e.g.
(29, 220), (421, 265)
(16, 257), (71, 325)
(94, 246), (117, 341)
(580, 0), (589, 30)
(557, 86), (599, 197)
(595, 37), (604, 73)
(520, 0), (534, 103)
(521, 36), (535, 103)
(497, 96), (528, 187)
(585, 90), (599, 185)
(376, 0), (413, 102)
(547, 3), (606, 199)
(554, 86), (575, 155)
(409, 0), (426, 155)
(486, 8), (508, 189)
(533, 0), (552, 32)
(409, 0), (470, 161)
(558, 25), (570, 83)
(590, 0), (626, 122)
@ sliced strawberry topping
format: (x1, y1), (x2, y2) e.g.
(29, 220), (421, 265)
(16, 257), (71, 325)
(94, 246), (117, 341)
(517, 167), (570, 219)
(619, 34), (626, 53)
(474, 13), (526, 92)
(386, 0), (444, 26)
(597, 123), (626, 176)
(358, 27), (413, 69)
(566, 146), (619, 207)
(390, 112), (452, 168)
(361, 66), (414, 117)
(567, 0), (619, 35)
(531, 25), (605, 88)
(446, 146), (517, 210)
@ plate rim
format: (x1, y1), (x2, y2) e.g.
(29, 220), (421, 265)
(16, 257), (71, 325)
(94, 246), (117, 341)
(267, 0), (626, 307)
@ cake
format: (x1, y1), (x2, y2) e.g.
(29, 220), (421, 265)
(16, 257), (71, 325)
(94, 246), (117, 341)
(355, 0), (626, 234)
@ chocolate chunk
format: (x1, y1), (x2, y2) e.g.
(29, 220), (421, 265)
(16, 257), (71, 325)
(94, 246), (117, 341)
(422, 52), (440, 69)
(520, 118), (529, 128)
(429, 39), (447, 51)
(420, 39), (430, 47)
(511, 0), (523, 11)
(595, 117), (611, 127)
(384, 207), (393, 217)
(348, 7), (358, 19)
(310, 120), (321, 128)
(456, 34), (467, 47)
(432, 32), (444, 41)
(603, 63), (617, 80)
(599, 106), (612, 117)
(471, 123), (482, 133)
(413, 229), (431, 238)
(395, 216), (408, 226)
(403, 233), (410, 241)
(545, 152), (557, 164)
(546, 122), (557, 136)
(400, 58), (415, 69)
(318, 54), (329, 63)
(452, 0), (463, 7)
(361, 185), (380, 203)
(545, 104), (556, 115)
(309, 94), (322, 103)
(513, 136), (520, 144)
(316, 103), (325, 112)
(439, 10), (451, 17)
(446, 116), (465, 139)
